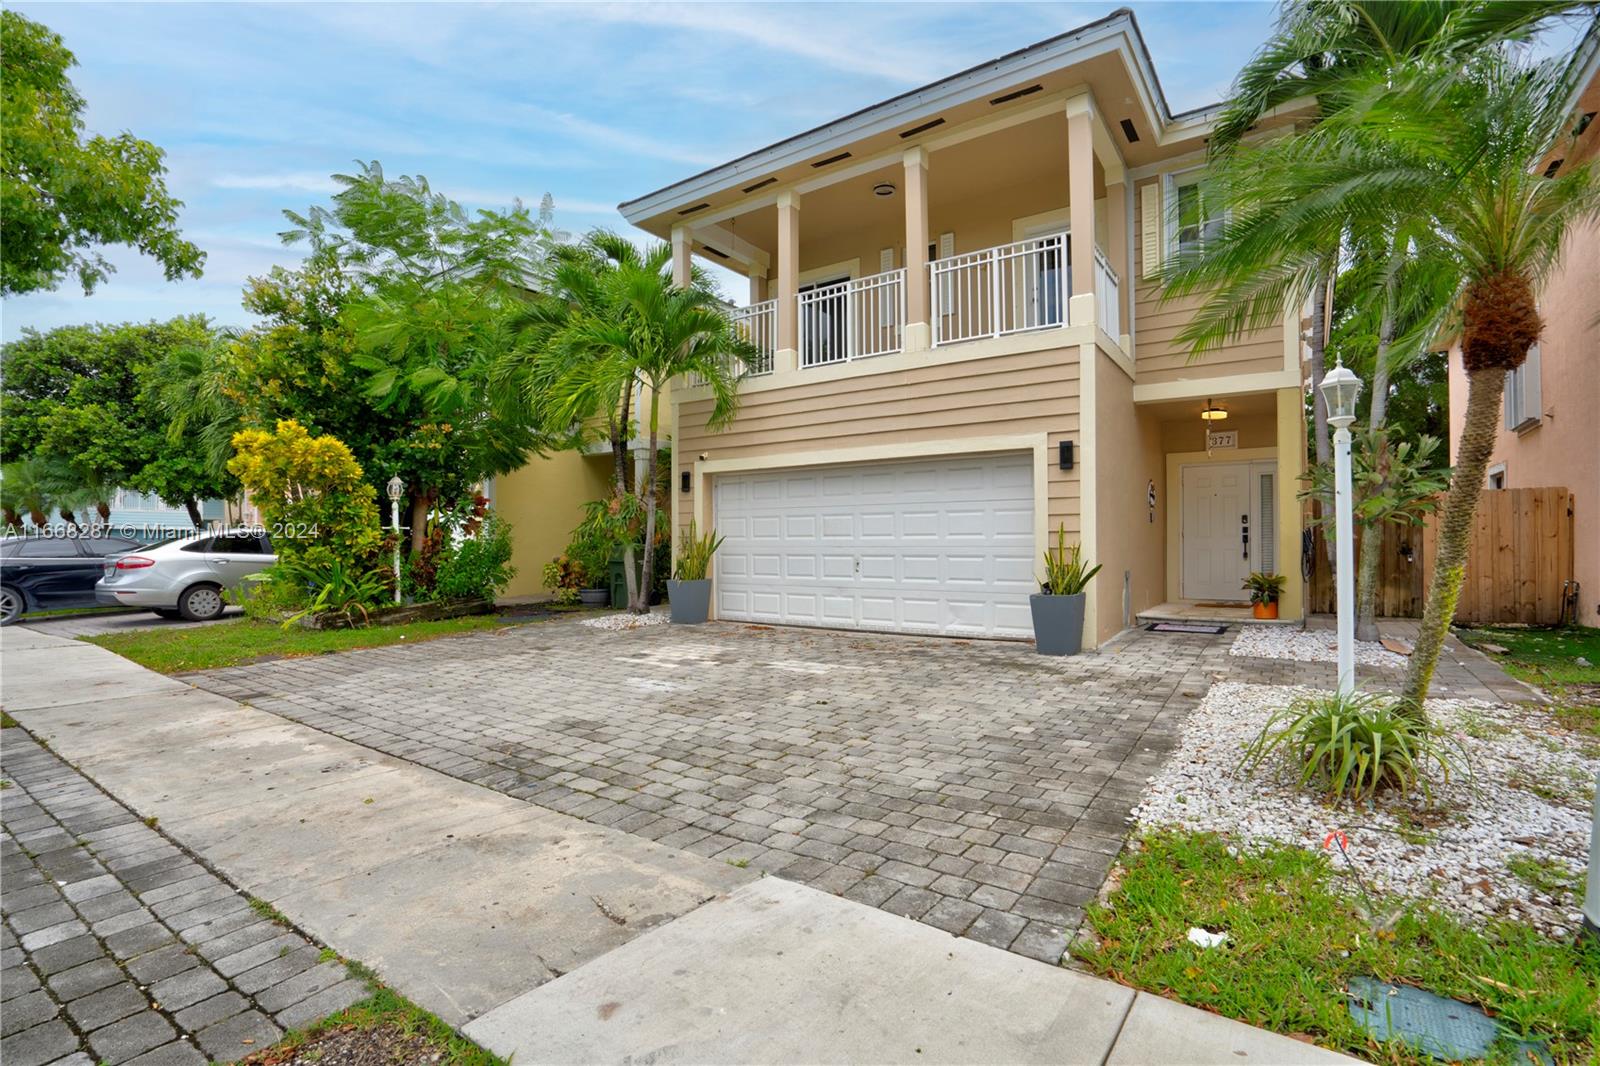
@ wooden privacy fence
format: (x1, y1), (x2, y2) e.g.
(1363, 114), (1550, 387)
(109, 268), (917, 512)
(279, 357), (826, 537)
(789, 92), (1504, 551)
(1308, 487), (1575, 623)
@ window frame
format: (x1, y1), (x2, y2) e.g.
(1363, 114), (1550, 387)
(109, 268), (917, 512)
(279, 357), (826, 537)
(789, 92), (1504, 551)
(1164, 166), (1226, 258)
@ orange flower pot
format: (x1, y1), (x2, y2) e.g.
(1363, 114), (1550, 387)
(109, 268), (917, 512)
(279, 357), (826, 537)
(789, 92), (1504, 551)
(1253, 601), (1279, 620)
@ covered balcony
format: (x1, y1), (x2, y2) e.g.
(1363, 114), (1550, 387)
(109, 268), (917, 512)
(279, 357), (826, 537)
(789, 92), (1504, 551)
(675, 90), (1132, 384)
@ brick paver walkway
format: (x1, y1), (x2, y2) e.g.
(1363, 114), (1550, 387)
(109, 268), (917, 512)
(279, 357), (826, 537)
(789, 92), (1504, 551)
(0, 729), (367, 1066)
(191, 620), (1238, 964)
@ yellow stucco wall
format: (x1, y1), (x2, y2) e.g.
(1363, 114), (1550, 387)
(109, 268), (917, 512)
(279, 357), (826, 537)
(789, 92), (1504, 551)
(493, 451), (613, 599)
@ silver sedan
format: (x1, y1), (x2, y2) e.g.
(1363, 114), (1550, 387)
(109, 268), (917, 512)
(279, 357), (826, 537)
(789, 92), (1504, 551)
(96, 529), (276, 621)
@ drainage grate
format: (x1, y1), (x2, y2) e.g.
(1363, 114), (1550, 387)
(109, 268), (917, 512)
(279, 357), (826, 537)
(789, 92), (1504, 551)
(1347, 977), (1552, 1064)
(1145, 622), (1228, 634)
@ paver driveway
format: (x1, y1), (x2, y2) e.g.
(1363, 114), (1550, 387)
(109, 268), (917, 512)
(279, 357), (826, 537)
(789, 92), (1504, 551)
(192, 620), (1231, 963)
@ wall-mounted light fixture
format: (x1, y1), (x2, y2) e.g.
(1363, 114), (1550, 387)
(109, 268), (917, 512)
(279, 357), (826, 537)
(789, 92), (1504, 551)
(680, 471), (691, 494)
(1058, 441), (1074, 470)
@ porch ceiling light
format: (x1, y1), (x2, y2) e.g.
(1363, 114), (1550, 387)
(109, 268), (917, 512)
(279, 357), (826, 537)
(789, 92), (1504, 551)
(873, 182), (896, 197)
(1320, 363), (1362, 429)
(1200, 400), (1228, 422)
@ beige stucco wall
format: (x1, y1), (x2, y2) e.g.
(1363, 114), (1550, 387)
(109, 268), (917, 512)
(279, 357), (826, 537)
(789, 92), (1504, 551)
(493, 451), (612, 599)
(1132, 176), (1285, 385)
(1447, 214), (1599, 625)
(1092, 352), (1165, 640)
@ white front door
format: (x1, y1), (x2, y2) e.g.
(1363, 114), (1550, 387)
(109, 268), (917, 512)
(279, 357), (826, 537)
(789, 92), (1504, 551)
(713, 453), (1036, 638)
(1181, 463), (1252, 601)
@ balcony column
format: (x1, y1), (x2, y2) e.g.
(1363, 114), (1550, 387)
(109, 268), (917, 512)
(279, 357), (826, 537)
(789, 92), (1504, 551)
(748, 267), (766, 305)
(1105, 172), (1129, 346)
(902, 146), (931, 352)
(775, 190), (801, 373)
(1065, 95), (1096, 329)
(670, 226), (693, 287)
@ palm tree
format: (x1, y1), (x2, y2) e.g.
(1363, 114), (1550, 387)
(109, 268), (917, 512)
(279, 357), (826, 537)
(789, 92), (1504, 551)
(1174, 50), (1600, 707)
(502, 232), (756, 613)
(0, 459), (54, 529)
(1207, 0), (1582, 494)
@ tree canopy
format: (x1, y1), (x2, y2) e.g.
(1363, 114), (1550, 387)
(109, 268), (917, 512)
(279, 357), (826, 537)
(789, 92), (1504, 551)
(0, 11), (203, 296)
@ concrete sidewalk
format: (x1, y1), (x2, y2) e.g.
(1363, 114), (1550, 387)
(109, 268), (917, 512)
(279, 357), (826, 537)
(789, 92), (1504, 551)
(3, 626), (1357, 1064)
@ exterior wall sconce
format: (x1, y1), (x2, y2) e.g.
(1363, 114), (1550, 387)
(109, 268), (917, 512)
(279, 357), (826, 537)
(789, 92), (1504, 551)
(680, 471), (691, 493)
(1058, 441), (1074, 470)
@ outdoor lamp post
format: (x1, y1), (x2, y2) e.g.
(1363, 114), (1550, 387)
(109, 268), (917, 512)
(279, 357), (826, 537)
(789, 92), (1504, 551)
(1320, 362), (1362, 696)
(386, 476), (404, 605)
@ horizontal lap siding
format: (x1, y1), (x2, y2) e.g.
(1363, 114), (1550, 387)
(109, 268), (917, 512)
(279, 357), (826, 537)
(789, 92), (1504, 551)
(1133, 177), (1284, 385)
(677, 347), (1080, 541)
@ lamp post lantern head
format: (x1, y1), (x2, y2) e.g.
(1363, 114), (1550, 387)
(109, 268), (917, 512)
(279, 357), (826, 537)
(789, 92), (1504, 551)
(386, 476), (404, 502)
(1320, 363), (1362, 429)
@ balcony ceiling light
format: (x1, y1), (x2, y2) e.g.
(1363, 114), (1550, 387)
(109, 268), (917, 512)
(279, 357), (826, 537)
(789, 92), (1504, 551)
(873, 183), (896, 197)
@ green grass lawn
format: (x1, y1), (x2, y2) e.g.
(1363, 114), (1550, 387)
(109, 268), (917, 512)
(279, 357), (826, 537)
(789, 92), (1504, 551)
(1455, 625), (1600, 737)
(242, 986), (505, 1066)
(85, 614), (513, 673)
(1075, 832), (1600, 1065)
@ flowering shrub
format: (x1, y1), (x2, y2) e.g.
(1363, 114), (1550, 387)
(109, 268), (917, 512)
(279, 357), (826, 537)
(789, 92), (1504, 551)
(228, 420), (383, 571)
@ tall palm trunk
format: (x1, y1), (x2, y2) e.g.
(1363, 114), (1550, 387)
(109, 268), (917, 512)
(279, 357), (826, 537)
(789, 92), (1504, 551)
(184, 498), (204, 529)
(1309, 268), (1334, 564)
(1401, 368), (1501, 706)
(1403, 271), (1540, 709)
(613, 386), (638, 610)
(1356, 262), (1398, 642)
(633, 382), (661, 614)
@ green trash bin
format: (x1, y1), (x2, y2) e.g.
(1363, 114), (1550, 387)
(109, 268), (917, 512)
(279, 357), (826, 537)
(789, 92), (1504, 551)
(607, 546), (643, 608)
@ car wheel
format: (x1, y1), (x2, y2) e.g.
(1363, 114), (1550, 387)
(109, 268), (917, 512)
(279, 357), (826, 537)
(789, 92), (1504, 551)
(151, 608), (183, 620)
(178, 584), (225, 622)
(0, 586), (24, 626)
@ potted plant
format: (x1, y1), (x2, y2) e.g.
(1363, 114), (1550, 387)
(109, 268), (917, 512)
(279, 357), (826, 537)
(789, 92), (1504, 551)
(1243, 572), (1286, 619)
(1030, 524), (1101, 656)
(667, 521), (724, 624)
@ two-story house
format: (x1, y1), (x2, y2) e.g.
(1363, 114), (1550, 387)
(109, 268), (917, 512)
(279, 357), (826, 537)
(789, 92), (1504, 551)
(621, 9), (1312, 648)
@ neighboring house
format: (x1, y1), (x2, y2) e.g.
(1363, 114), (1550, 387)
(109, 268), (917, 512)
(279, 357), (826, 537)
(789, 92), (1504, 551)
(12, 491), (227, 539)
(1446, 38), (1600, 626)
(620, 9), (1311, 647)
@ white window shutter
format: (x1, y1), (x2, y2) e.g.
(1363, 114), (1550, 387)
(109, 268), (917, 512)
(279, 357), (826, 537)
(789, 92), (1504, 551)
(879, 247), (895, 273)
(1140, 183), (1161, 279)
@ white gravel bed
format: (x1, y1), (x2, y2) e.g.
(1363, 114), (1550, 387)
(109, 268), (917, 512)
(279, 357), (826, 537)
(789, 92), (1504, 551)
(1230, 624), (1408, 669)
(578, 609), (670, 631)
(1134, 681), (1597, 937)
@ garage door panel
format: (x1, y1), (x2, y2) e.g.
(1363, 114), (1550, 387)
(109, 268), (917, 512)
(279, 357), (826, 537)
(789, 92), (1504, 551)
(714, 453), (1035, 638)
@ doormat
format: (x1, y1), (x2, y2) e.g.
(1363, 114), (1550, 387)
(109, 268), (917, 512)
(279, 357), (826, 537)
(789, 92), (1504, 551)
(1347, 977), (1552, 1064)
(1146, 622), (1228, 634)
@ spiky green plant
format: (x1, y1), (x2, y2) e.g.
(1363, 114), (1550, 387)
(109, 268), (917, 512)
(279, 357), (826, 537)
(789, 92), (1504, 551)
(1040, 524), (1101, 596)
(672, 520), (725, 582)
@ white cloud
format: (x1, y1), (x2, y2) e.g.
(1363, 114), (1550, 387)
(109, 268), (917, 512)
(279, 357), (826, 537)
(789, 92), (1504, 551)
(212, 172), (342, 194)
(516, 104), (722, 167)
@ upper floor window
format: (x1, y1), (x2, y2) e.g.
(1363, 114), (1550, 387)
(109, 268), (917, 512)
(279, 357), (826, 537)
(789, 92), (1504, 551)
(1166, 169), (1225, 256)
(1504, 340), (1542, 431)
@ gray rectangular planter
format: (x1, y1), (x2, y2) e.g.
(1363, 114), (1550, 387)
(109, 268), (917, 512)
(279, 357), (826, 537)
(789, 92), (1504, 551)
(1030, 593), (1086, 655)
(667, 579), (711, 624)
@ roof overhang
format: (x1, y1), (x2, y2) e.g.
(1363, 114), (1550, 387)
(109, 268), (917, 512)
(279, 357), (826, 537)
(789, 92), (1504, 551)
(620, 8), (1232, 227)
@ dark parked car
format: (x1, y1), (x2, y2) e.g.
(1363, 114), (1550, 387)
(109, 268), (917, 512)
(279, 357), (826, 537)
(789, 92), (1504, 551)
(1, 535), (147, 625)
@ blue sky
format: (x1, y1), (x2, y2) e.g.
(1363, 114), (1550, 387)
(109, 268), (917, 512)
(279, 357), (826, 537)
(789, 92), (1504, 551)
(2, 1), (1288, 339)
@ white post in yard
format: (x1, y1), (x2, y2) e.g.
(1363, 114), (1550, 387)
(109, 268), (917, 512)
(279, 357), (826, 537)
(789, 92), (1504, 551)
(386, 476), (404, 605)
(1320, 363), (1362, 697)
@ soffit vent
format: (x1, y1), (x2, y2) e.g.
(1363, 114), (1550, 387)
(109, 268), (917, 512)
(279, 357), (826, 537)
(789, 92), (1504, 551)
(703, 245), (729, 259)
(1543, 158), (1564, 178)
(677, 202), (711, 216)
(1119, 118), (1140, 143)
(741, 176), (778, 194)
(990, 84), (1043, 106)
(811, 151), (853, 168)
(899, 117), (946, 138)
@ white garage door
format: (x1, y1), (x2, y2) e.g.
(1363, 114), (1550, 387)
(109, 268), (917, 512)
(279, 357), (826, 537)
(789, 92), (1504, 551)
(713, 453), (1036, 638)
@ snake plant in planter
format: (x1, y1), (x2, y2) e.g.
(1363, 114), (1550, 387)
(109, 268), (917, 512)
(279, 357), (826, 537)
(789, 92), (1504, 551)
(1030, 524), (1102, 656)
(667, 521), (725, 624)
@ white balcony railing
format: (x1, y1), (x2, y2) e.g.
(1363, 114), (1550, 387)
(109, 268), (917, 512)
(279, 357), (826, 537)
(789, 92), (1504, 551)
(797, 268), (905, 368)
(728, 298), (777, 376)
(1094, 248), (1121, 341)
(929, 234), (1068, 346)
